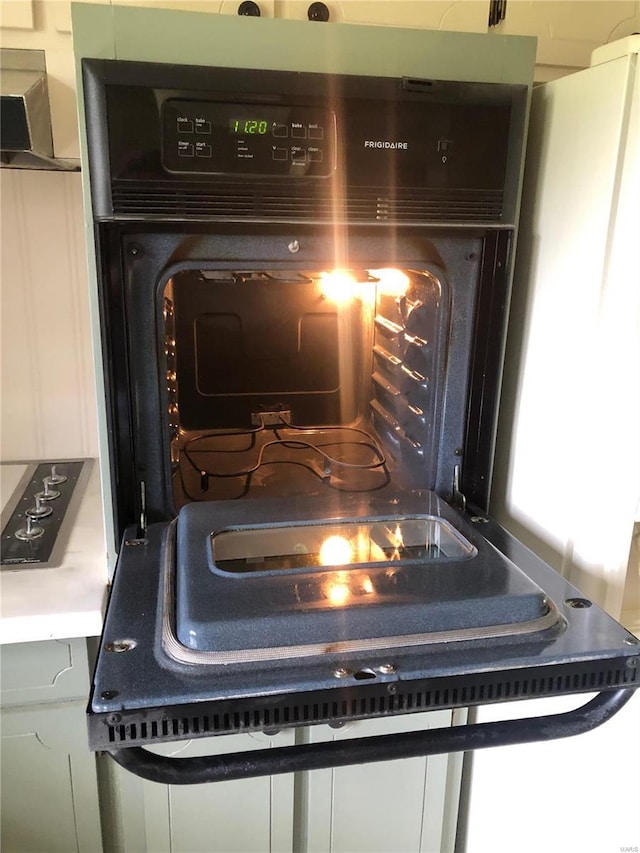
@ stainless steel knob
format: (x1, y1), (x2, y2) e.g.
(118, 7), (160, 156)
(36, 478), (60, 501)
(47, 465), (67, 485)
(15, 515), (45, 541)
(26, 495), (53, 520)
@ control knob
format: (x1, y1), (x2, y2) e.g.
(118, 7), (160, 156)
(15, 515), (45, 541)
(36, 478), (60, 501)
(47, 465), (67, 485)
(26, 495), (53, 520)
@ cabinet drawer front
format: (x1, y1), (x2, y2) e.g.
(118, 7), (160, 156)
(0, 638), (90, 705)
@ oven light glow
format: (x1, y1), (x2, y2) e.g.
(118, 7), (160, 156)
(361, 576), (374, 594)
(369, 268), (410, 297)
(327, 582), (350, 606)
(322, 569), (376, 607)
(319, 271), (359, 303)
(319, 535), (353, 566)
(386, 523), (405, 560)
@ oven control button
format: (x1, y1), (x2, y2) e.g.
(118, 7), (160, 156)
(308, 125), (324, 139)
(291, 124), (307, 138)
(177, 118), (194, 133)
(437, 138), (453, 163)
(195, 119), (212, 134)
(178, 141), (194, 157)
(273, 124), (288, 138)
(291, 147), (307, 163)
(272, 147), (288, 161)
(195, 142), (212, 158)
(308, 148), (323, 162)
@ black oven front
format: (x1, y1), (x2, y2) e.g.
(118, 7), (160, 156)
(81, 58), (638, 783)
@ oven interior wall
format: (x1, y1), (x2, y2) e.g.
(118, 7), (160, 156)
(166, 265), (449, 506)
(103, 224), (496, 530)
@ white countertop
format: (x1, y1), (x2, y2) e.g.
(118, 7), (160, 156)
(0, 461), (108, 644)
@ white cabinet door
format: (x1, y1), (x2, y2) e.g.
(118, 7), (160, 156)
(1, 702), (103, 853)
(101, 729), (296, 853)
(0, 640), (103, 853)
(302, 711), (464, 853)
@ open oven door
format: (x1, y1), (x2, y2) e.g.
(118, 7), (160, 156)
(89, 496), (639, 785)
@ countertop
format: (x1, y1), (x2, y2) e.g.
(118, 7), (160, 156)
(0, 461), (108, 644)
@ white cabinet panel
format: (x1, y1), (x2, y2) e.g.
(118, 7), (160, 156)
(0, 639), (103, 853)
(0, 637), (91, 705)
(0, 170), (98, 462)
(1, 703), (103, 853)
(101, 730), (296, 853)
(303, 711), (462, 853)
(493, 52), (639, 619)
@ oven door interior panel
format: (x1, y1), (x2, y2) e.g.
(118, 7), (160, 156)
(89, 501), (638, 752)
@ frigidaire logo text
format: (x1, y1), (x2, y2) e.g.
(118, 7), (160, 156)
(364, 140), (409, 150)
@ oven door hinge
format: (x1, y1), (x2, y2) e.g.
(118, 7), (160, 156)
(452, 464), (467, 511)
(137, 480), (147, 539)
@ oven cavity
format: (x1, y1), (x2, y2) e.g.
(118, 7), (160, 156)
(165, 267), (447, 508)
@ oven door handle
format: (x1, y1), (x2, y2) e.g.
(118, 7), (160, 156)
(107, 687), (635, 785)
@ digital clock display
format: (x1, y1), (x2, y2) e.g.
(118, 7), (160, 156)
(230, 119), (269, 135)
(163, 98), (334, 177)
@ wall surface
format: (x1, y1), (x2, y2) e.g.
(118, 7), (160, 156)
(0, 169), (99, 461)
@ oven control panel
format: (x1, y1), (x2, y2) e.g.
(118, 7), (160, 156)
(162, 99), (335, 177)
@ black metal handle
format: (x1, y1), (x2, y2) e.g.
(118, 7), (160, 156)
(108, 688), (635, 785)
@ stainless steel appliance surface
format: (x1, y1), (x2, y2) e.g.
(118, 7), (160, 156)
(80, 55), (638, 783)
(1, 460), (93, 569)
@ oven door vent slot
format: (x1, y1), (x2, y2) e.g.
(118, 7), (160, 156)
(98, 663), (638, 749)
(110, 181), (504, 223)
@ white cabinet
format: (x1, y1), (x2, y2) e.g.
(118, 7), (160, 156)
(0, 639), (103, 853)
(100, 729), (296, 852)
(303, 711), (465, 853)
(99, 710), (464, 852)
(490, 0), (640, 80)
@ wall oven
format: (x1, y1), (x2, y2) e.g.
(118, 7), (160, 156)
(81, 55), (638, 784)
